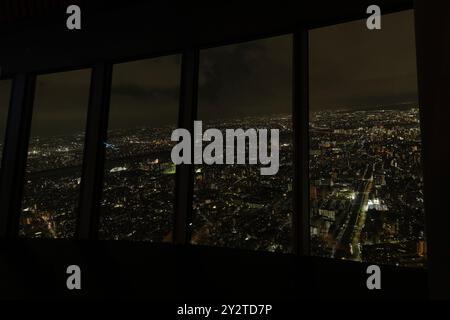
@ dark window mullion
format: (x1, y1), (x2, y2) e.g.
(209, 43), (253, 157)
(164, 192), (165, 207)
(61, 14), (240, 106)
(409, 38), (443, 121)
(173, 48), (199, 245)
(292, 30), (310, 255)
(0, 73), (35, 238)
(77, 63), (112, 240)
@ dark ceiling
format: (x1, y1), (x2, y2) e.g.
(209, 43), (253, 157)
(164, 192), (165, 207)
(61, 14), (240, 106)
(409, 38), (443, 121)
(0, 0), (413, 78)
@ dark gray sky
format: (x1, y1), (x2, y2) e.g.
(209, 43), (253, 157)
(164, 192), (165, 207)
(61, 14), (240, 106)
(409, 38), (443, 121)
(109, 55), (181, 130)
(31, 69), (91, 138)
(4, 9), (417, 138)
(198, 35), (292, 120)
(310, 9), (418, 110)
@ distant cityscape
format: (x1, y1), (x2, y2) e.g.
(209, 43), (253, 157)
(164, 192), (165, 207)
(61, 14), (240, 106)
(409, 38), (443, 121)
(310, 106), (426, 267)
(18, 107), (426, 267)
(191, 116), (293, 252)
(100, 126), (176, 241)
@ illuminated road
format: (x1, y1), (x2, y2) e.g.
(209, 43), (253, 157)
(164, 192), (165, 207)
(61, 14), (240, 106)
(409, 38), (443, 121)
(334, 164), (373, 260)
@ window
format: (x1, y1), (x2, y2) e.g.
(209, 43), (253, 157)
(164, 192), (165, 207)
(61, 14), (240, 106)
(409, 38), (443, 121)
(0, 79), (11, 169)
(7, 10), (424, 268)
(309, 10), (426, 267)
(192, 35), (293, 252)
(19, 69), (91, 238)
(99, 55), (181, 241)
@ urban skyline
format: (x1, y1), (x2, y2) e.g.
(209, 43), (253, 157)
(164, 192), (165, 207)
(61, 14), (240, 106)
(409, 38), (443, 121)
(2, 9), (425, 267)
(17, 102), (426, 268)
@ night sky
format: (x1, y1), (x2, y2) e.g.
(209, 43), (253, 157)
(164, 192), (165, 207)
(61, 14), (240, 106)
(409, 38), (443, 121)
(1, 10), (417, 138)
(309, 9), (418, 111)
(30, 69), (90, 138)
(109, 55), (181, 130)
(198, 35), (292, 120)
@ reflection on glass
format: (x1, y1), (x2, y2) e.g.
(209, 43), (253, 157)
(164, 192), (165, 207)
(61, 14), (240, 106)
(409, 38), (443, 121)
(99, 55), (181, 241)
(20, 70), (90, 238)
(192, 35), (293, 252)
(309, 10), (426, 267)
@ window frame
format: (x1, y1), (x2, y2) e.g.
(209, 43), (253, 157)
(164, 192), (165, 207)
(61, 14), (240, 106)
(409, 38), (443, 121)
(1, 67), (94, 238)
(0, 7), (422, 266)
(0, 76), (14, 171)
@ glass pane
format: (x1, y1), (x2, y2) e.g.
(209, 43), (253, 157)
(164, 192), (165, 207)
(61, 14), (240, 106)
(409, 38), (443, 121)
(0, 79), (12, 168)
(309, 10), (426, 267)
(20, 69), (91, 238)
(192, 35), (293, 252)
(99, 55), (181, 241)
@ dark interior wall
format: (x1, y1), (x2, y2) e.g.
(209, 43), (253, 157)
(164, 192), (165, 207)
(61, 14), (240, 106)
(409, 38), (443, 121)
(0, 240), (427, 300)
(415, 0), (450, 300)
